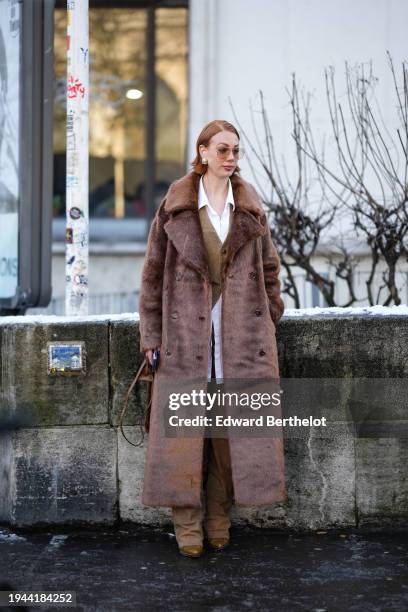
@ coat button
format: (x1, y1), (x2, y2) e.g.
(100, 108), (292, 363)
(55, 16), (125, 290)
(255, 309), (262, 316)
(171, 311), (179, 319)
(175, 272), (182, 280)
(196, 355), (203, 361)
(222, 248), (227, 254)
(249, 272), (258, 280)
(259, 349), (266, 356)
(165, 349), (172, 356)
(198, 315), (205, 321)
(228, 273), (234, 278)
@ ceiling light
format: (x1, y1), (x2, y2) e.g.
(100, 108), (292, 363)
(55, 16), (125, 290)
(126, 89), (143, 100)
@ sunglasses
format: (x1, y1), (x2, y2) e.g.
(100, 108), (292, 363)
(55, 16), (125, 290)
(215, 145), (245, 160)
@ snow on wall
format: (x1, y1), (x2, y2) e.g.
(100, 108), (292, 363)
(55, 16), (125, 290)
(0, 305), (408, 326)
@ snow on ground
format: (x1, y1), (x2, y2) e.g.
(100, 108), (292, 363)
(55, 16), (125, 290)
(0, 529), (26, 542)
(47, 534), (69, 549)
(0, 305), (407, 325)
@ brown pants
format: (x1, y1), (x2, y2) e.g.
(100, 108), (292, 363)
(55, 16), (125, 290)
(172, 436), (234, 547)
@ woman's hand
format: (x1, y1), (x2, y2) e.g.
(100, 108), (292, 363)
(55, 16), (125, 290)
(145, 348), (160, 367)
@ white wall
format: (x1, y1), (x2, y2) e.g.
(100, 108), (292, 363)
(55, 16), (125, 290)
(188, 0), (408, 202)
(187, 0), (408, 308)
(50, 247), (145, 298)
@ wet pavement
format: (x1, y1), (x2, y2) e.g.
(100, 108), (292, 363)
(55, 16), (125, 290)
(0, 524), (407, 611)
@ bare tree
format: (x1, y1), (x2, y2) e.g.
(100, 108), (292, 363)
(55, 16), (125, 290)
(291, 53), (408, 306)
(231, 53), (408, 307)
(230, 87), (358, 308)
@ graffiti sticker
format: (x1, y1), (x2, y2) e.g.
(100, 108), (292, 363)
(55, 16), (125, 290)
(65, 227), (73, 243)
(69, 206), (82, 220)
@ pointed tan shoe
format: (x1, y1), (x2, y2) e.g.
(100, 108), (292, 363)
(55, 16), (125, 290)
(207, 537), (230, 551)
(178, 544), (204, 558)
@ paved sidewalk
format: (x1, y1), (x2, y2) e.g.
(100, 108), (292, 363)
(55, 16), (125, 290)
(0, 524), (407, 611)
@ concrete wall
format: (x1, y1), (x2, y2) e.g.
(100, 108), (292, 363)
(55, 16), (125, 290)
(0, 310), (407, 530)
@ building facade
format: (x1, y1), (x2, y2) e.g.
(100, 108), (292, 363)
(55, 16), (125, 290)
(30, 0), (408, 313)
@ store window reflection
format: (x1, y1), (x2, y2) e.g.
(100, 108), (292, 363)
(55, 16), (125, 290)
(53, 4), (188, 235)
(155, 8), (188, 210)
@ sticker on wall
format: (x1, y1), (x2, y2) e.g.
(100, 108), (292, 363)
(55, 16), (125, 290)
(66, 227), (73, 243)
(73, 274), (88, 286)
(47, 341), (86, 375)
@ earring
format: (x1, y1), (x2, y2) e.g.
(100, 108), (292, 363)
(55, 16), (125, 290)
(202, 158), (208, 164)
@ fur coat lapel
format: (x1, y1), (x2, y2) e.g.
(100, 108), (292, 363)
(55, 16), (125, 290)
(163, 171), (267, 282)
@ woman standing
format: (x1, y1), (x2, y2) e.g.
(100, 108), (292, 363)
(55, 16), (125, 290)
(139, 120), (286, 558)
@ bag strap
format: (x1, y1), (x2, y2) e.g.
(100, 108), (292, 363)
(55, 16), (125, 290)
(119, 357), (154, 447)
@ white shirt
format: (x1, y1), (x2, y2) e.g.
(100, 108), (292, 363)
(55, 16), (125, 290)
(198, 176), (235, 383)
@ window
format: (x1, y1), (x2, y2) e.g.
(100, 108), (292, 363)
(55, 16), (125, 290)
(53, 0), (188, 242)
(311, 271), (329, 307)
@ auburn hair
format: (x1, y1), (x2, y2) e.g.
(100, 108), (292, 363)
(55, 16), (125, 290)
(190, 119), (241, 175)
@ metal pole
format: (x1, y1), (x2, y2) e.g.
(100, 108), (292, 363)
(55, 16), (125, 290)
(65, 0), (89, 315)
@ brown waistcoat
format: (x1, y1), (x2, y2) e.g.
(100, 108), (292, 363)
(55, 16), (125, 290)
(198, 205), (232, 308)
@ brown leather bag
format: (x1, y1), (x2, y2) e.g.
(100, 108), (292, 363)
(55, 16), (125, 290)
(119, 357), (154, 447)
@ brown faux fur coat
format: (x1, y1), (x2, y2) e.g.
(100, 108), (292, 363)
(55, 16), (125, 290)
(139, 170), (286, 507)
